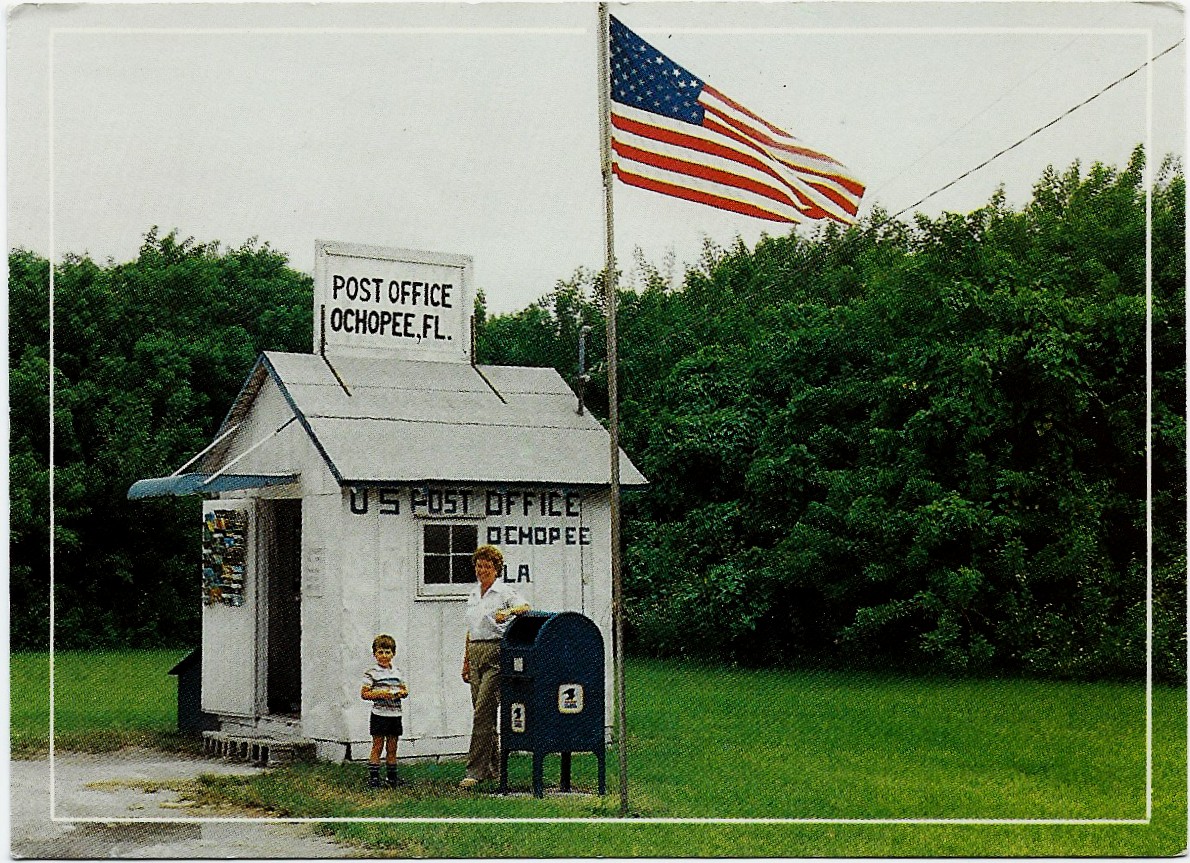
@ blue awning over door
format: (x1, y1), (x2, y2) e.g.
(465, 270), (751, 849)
(127, 473), (298, 500)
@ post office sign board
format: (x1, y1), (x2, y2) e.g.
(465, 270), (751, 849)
(314, 240), (473, 362)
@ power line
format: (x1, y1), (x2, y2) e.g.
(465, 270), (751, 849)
(888, 38), (1184, 220)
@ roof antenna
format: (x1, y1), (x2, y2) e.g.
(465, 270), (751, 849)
(319, 304), (352, 397)
(576, 325), (591, 415)
(468, 310), (507, 403)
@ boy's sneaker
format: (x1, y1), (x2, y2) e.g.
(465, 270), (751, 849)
(367, 766), (383, 790)
(386, 769), (404, 788)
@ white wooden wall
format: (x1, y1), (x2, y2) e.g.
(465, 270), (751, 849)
(330, 484), (614, 758)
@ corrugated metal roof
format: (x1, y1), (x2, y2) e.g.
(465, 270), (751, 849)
(205, 352), (647, 487)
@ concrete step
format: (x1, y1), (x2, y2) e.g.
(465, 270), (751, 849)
(202, 731), (316, 767)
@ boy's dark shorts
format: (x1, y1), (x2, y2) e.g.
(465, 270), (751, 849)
(370, 714), (403, 738)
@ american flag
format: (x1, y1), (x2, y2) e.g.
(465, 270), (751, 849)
(609, 16), (865, 225)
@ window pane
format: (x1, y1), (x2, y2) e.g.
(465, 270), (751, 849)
(424, 524), (449, 554)
(453, 524), (478, 553)
(451, 555), (474, 584)
(424, 556), (449, 584)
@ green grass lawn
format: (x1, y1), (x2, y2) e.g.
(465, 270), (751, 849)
(11, 649), (192, 756)
(11, 650), (1186, 856)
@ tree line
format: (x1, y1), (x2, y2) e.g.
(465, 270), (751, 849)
(10, 151), (1185, 681)
(10, 230), (312, 648)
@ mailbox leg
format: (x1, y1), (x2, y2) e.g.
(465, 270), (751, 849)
(597, 750), (606, 796)
(499, 749), (509, 795)
(532, 752), (544, 798)
(560, 752), (571, 793)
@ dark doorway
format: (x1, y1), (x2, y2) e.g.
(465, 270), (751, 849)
(266, 499), (302, 716)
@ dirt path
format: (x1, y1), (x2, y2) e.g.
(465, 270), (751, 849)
(10, 749), (354, 858)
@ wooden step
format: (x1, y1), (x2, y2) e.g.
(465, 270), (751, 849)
(202, 730), (315, 767)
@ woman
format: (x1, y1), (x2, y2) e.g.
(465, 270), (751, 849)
(459, 544), (529, 789)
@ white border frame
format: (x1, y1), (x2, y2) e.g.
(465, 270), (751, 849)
(46, 20), (1161, 823)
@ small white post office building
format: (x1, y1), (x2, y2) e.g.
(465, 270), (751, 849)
(129, 242), (646, 760)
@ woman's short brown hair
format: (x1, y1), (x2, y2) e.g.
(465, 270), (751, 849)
(472, 544), (504, 570)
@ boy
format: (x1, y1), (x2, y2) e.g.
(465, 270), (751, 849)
(361, 634), (409, 789)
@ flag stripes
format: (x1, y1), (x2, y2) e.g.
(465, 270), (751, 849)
(699, 85), (863, 218)
(701, 86), (865, 195)
(612, 104), (815, 221)
(612, 163), (797, 223)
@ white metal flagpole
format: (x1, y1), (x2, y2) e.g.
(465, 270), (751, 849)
(597, 0), (628, 817)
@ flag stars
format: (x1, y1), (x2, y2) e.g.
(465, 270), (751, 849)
(609, 15), (705, 125)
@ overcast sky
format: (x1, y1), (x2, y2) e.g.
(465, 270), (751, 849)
(7, 1), (1185, 314)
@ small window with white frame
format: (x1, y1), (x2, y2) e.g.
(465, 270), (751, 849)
(419, 522), (478, 598)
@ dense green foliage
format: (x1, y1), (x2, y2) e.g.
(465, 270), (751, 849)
(479, 150), (1185, 681)
(9, 153), (1185, 681)
(10, 230), (312, 648)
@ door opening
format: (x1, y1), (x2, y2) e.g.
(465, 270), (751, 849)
(266, 499), (302, 716)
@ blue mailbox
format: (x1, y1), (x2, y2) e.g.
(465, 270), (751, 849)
(499, 611), (606, 796)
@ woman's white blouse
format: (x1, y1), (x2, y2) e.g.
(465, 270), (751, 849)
(465, 580), (527, 641)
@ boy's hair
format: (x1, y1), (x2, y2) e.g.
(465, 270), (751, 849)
(472, 544), (504, 570)
(372, 634), (396, 653)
